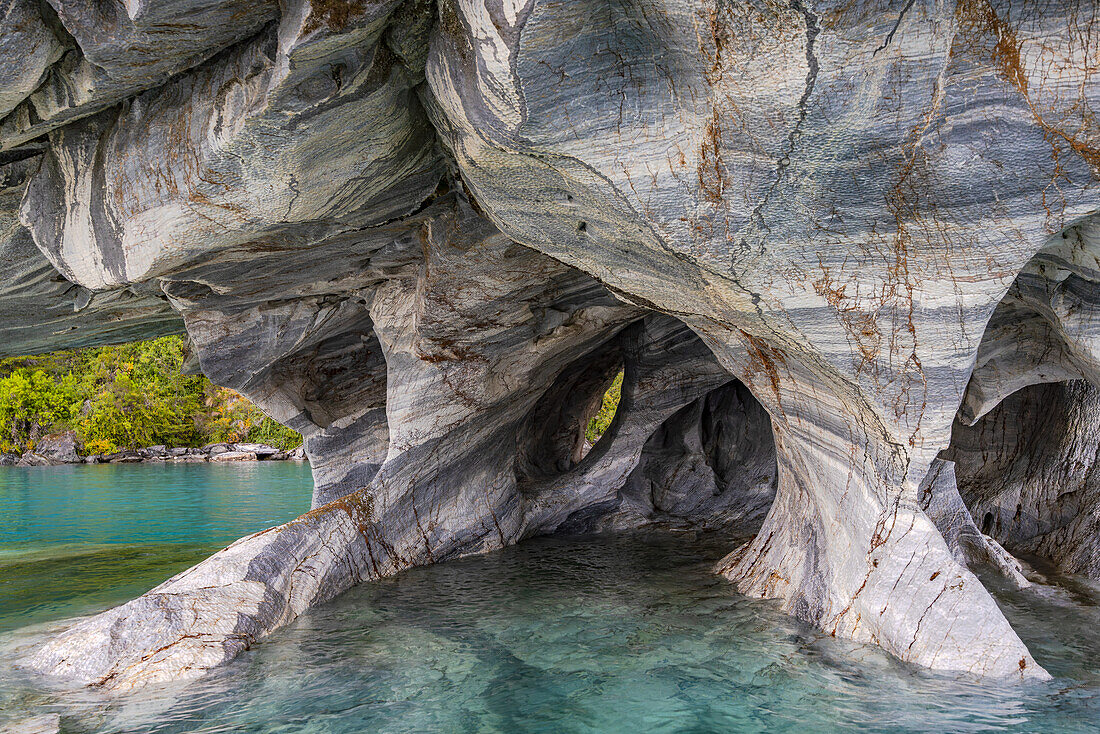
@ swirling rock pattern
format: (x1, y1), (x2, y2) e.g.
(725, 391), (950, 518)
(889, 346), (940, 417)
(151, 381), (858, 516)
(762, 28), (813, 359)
(3, 0), (1100, 688)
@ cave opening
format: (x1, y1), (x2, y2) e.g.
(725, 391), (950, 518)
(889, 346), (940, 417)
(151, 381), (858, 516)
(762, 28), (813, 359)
(513, 339), (625, 484)
(581, 368), (622, 458)
(947, 379), (1100, 579)
(933, 216), (1100, 586)
(943, 217), (1100, 582)
(616, 378), (778, 535)
(513, 315), (779, 539)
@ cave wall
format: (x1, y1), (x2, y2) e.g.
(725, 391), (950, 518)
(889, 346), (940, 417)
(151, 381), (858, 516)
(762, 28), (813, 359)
(950, 381), (1100, 579)
(1, 0), (1099, 688)
(947, 214), (1100, 582)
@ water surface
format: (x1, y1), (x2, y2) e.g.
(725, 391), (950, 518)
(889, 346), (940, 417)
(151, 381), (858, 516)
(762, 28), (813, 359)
(0, 462), (312, 632)
(3, 466), (1100, 732)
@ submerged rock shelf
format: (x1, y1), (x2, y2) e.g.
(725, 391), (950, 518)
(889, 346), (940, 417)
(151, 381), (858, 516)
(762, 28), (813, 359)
(0, 0), (1098, 693)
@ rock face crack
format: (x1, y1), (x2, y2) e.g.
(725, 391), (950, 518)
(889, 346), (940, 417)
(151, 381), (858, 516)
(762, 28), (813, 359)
(874, 0), (916, 57)
(745, 0), (820, 240)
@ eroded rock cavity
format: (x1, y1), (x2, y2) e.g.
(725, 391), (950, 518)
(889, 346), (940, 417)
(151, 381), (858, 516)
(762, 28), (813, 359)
(3, 0), (1100, 689)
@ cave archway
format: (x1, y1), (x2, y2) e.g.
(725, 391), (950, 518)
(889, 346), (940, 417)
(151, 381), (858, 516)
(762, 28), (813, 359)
(513, 313), (778, 539)
(946, 379), (1100, 579)
(946, 215), (1100, 581)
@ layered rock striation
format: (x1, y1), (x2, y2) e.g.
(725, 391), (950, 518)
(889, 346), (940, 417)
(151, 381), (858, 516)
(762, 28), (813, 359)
(2, 0), (1100, 689)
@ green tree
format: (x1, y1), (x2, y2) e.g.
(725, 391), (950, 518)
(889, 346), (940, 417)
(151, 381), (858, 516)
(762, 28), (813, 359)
(585, 370), (623, 444)
(247, 415), (304, 451)
(0, 369), (78, 452)
(0, 335), (302, 455)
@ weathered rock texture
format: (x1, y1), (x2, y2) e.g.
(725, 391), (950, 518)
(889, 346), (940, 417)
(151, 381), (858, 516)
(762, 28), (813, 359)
(3, 0), (1100, 689)
(949, 381), (1100, 579)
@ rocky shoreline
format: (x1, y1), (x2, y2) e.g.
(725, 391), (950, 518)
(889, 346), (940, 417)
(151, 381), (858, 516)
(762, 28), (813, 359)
(0, 432), (306, 467)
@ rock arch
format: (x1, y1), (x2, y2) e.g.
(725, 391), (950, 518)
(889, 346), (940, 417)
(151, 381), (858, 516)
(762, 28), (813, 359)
(0, 0), (1098, 690)
(945, 216), (1100, 581)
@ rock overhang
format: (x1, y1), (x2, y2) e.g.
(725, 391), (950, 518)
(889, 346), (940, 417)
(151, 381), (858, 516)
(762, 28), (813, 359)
(0, 0), (1098, 689)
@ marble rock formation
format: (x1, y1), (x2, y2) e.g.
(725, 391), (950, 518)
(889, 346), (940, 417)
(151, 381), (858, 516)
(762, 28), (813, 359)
(2, 0), (1099, 689)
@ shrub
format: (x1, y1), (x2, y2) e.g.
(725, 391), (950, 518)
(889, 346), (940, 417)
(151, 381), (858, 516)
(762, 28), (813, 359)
(0, 368), (78, 451)
(0, 336), (303, 454)
(585, 370), (623, 443)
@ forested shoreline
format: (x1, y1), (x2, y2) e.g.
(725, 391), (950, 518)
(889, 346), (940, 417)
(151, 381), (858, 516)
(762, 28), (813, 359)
(0, 334), (621, 461)
(0, 336), (301, 457)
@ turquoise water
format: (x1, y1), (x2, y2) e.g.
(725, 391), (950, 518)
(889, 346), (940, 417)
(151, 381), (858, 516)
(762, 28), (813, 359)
(3, 466), (1100, 732)
(0, 462), (312, 633)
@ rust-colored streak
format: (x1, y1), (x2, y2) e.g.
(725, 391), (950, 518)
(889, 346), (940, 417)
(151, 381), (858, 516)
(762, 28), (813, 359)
(957, 0), (1100, 174)
(738, 328), (787, 407)
(698, 109), (727, 205)
(302, 0), (365, 34)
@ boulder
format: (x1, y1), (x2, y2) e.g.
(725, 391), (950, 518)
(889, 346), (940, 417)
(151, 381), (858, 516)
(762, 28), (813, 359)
(15, 453), (51, 467)
(203, 443), (230, 456)
(105, 450), (142, 464)
(211, 451), (257, 462)
(230, 442), (279, 458)
(140, 445), (168, 461)
(168, 454), (206, 463)
(34, 432), (81, 464)
(0, 453), (16, 466)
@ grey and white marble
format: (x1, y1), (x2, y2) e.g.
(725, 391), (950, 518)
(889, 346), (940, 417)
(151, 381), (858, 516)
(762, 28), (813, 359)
(2, 0), (1100, 690)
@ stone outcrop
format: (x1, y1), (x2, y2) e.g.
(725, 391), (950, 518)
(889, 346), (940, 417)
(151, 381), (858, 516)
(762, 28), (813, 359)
(0, 153), (180, 354)
(32, 431), (79, 464)
(2, 0), (1100, 690)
